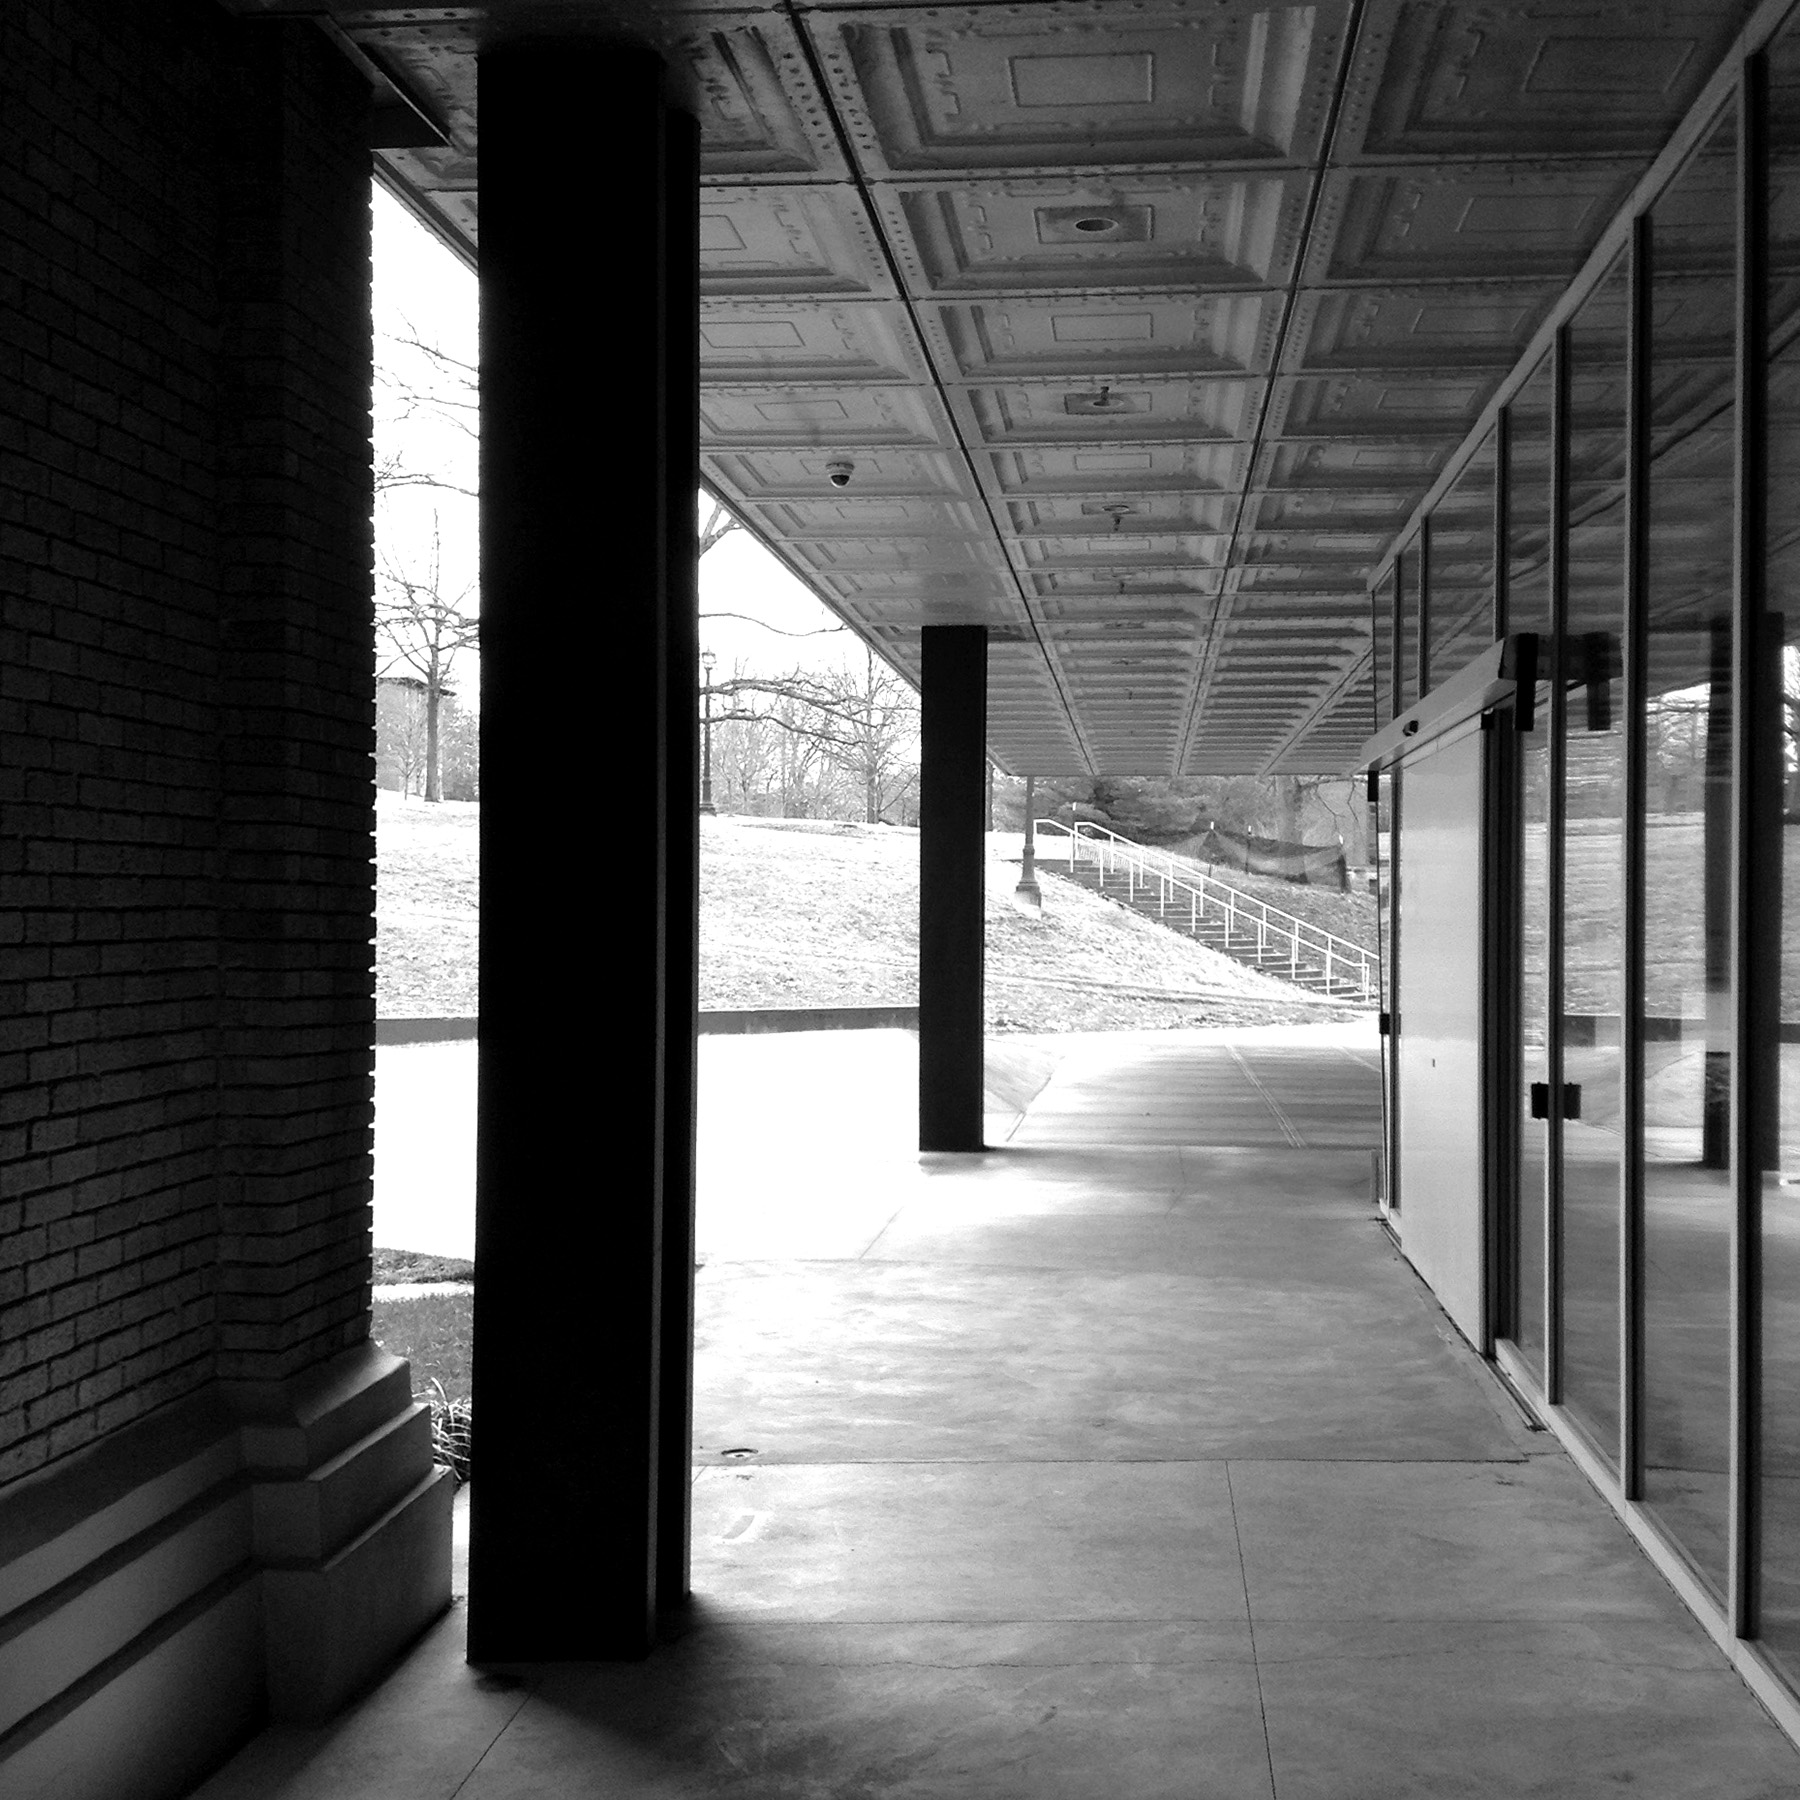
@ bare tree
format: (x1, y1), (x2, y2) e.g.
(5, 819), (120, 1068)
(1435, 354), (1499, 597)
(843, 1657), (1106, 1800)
(375, 327), (478, 502)
(704, 648), (920, 822)
(372, 322), (479, 803)
(376, 523), (480, 803)
(376, 679), (430, 797)
(818, 646), (919, 823)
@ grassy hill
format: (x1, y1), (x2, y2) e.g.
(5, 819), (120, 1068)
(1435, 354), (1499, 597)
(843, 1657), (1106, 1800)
(376, 790), (479, 1017)
(374, 799), (1349, 1029)
(371, 802), (1346, 1423)
(700, 816), (1342, 1031)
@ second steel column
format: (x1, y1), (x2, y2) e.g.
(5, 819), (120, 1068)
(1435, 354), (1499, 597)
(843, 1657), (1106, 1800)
(919, 626), (989, 1151)
(470, 41), (697, 1660)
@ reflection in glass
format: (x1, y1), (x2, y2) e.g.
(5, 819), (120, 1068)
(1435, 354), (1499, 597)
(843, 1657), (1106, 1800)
(1376, 769), (1396, 1209)
(1517, 674), (1552, 1381)
(1764, 18), (1800, 1678)
(1640, 105), (1737, 1597)
(1510, 355), (1556, 1380)
(1396, 547), (1418, 712)
(1509, 356), (1556, 637)
(1373, 568), (1396, 725)
(1430, 432), (1499, 687)
(1559, 253), (1629, 1467)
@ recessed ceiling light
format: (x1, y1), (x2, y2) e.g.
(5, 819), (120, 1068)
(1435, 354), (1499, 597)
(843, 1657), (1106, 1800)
(1065, 384), (1139, 416)
(1035, 205), (1153, 245)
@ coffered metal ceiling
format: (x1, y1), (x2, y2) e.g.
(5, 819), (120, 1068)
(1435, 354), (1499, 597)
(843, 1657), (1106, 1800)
(271, 0), (1753, 774)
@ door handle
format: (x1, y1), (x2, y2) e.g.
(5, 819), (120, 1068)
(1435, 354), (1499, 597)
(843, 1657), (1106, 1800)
(1528, 1081), (1579, 1120)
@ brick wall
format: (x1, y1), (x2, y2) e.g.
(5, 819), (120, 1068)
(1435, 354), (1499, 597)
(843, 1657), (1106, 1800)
(213, 22), (376, 1387)
(0, 0), (375, 1481)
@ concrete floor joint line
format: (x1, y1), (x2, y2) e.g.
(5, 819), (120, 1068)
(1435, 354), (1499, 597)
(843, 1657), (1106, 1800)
(1224, 1460), (1283, 1800)
(1224, 1044), (1310, 1150)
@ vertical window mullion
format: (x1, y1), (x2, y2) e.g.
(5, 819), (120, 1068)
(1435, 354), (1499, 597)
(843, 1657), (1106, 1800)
(1547, 325), (1571, 1405)
(1623, 213), (1650, 1503)
(1418, 516), (1433, 697)
(1371, 581), (1385, 736)
(1730, 49), (1770, 1643)
(1494, 409), (1511, 641)
(1392, 559), (1408, 718)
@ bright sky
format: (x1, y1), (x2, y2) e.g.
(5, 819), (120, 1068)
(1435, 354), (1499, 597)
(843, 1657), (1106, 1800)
(369, 184), (859, 702)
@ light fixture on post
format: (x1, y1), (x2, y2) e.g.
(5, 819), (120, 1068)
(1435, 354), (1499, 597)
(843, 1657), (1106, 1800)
(699, 649), (718, 816)
(1013, 773), (1042, 913)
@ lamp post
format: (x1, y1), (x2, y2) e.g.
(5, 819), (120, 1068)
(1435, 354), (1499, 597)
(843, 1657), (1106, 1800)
(1013, 772), (1041, 912)
(699, 649), (717, 816)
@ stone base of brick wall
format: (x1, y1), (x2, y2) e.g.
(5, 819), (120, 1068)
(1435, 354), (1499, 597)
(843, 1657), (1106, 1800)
(0, 1346), (451, 1800)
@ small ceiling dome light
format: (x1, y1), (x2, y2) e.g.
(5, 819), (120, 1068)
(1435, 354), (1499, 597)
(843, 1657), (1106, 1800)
(1073, 215), (1118, 234)
(1066, 384), (1138, 416)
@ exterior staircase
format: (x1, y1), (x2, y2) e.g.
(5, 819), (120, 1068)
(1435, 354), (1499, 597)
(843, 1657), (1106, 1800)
(1034, 821), (1378, 1005)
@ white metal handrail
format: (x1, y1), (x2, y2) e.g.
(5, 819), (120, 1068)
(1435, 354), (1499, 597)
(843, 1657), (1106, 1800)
(1031, 819), (1378, 1003)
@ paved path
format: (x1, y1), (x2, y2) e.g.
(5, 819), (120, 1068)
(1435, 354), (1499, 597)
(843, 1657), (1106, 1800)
(208, 1029), (1800, 1800)
(1007, 1022), (1380, 1148)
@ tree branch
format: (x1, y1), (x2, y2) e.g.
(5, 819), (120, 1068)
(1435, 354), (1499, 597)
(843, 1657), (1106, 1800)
(700, 610), (849, 639)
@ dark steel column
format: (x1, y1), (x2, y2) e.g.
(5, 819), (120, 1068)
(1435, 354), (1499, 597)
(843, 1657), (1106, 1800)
(919, 626), (988, 1152)
(471, 41), (695, 1661)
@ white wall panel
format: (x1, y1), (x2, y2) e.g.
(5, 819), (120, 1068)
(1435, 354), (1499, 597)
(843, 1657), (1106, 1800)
(1396, 723), (1487, 1346)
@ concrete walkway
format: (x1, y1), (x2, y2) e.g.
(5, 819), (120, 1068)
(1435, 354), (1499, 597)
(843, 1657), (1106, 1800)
(194, 1029), (1800, 1799)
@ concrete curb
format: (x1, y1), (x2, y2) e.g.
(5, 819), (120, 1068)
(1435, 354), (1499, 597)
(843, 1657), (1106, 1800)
(377, 1019), (478, 1045)
(697, 1006), (919, 1034)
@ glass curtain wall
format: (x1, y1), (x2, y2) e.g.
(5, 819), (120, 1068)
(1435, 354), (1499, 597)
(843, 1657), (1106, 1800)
(1373, 567), (1396, 725)
(1762, 19), (1800, 1677)
(1510, 353), (1557, 1382)
(1396, 548), (1419, 714)
(1430, 432), (1499, 686)
(1362, 3), (1800, 1706)
(1561, 254), (1630, 1465)
(1639, 106), (1739, 1595)
(1376, 767), (1397, 1211)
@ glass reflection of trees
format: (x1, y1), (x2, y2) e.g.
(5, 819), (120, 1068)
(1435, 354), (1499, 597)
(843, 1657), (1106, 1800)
(1372, 566), (1396, 728)
(1390, 15), (1800, 1674)
(1639, 102), (1737, 1599)
(1396, 545), (1419, 714)
(1428, 432), (1499, 690)
(1510, 350), (1556, 1381)
(1762, 15), (1800, 1684)
(1560, 252), (1629, 1467)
